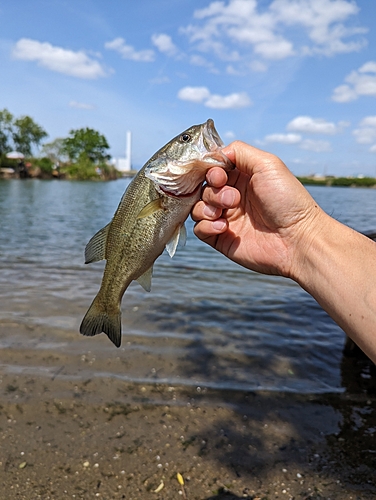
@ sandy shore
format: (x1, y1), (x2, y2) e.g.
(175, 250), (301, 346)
(0, 358), (375, 500)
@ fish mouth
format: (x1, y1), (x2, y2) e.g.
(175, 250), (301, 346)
(159, 182), (202, 199)
(146, 119), (234, 197)
(203, 119), (224, 152)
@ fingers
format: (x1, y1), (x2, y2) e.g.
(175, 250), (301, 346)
(191, 163), (241, 243)
(205, 166), (228, 188)
(193, 218), (228, 242)
(191, 185), (240, 221)
(202, 185), (240, 210)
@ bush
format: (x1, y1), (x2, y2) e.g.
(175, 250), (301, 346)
(62, 153), (98, 180)
(31, 156), (54, 174)
(331, 177), (376, 187)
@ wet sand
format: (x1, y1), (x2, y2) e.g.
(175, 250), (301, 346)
(0, 330), (375, 500)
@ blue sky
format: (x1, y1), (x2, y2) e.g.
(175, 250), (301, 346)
(1, 0), (376, 176)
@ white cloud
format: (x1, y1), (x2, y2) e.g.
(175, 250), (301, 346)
(177, 86), (211, 103)
(353, 128), (376, 144)
(331, 84), (358, 102)
(263, 114), (343, 152)
(177, 86), (252, 109)
(151, 33), (178, 56)
(224, 130), (236, 141)
(299, 139), (332, 152)
(206, 92), (252, 109)
(265, 133), (302, 144)
(249, 60), (268, 72)
(190, 54), (218, 72)
(69, 101), (95, 109)
(12, 38), (107, 79)
(190, 54), (209, 66)
(332, 61), (376, 102)
(182, 0), (366, 70)
(360, 116), (376, 127)
(370, 144), (376, 154)
(271, 0), (367, 56)
(353, 116), (376, 145)
(359, 61), (376, 73)
(149, 76), (170, 85)
(105, 37), (154, 62)
(287, 116), (346, 134)
(264, 131), (331, 152)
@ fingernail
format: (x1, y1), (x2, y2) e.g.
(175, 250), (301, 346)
(220, 189), (235, 207)
(212, 220), (226, 231)
(203, 204), (219, 217)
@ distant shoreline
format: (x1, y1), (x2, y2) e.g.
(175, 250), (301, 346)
(297, 176), (376, 188)
(0, 167), (138, 181)
(1, 168), (375, 186)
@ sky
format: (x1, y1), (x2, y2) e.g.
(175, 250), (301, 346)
(1, 0), (376, 176)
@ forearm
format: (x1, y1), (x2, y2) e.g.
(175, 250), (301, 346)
(293, 211), (376, 363)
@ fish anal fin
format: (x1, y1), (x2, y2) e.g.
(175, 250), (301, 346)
(137, 198), (163, 219)
(85, 223), (111, 264)
(136, 265), (153, 292)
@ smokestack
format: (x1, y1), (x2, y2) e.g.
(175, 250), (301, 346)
(125, 131), (131, 171)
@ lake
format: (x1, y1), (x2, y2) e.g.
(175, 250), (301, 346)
(0, 178), (375, 396)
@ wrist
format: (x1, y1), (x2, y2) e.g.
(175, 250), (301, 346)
(288, 208), (334, 287)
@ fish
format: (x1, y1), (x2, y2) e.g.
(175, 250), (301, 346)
(79, 119), (233, 347)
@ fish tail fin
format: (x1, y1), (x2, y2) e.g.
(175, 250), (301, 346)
(80, 296), (122, 348)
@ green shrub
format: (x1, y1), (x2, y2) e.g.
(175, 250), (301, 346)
(31, 156), (54, 174)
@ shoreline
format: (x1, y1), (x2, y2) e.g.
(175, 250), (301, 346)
(1, 365), (375, 499)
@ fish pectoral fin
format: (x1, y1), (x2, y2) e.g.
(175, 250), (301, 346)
(166, 223), (186, 258)
(136, 265), (153, 292)
(85, 223), (111, 264)
(136, 198), (163, 219)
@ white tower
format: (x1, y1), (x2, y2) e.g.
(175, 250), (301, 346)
(124, 130), (132, 171)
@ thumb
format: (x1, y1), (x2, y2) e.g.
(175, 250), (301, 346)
(222, 140), (279, 178)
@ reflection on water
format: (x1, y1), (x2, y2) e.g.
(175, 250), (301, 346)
(0, 179), (376, 394)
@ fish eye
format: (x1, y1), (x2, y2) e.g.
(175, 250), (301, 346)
(180, 133), (191, 143)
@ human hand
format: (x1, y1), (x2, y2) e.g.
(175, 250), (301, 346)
(191, 141), (324, 279)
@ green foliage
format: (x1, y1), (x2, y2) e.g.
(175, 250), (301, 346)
(31, 157), (54, 174)
(41, 138), (67, 164)
(0, 109), (13, 154)
(298, 176), (376, 188)
(297, 176), (328, 186)
(0, 108), (47, 156)
(62, 128), (110, 164)
(62, 153), (100, 180)
(12, 115), (47, 156)
(331, 177), (376, 187)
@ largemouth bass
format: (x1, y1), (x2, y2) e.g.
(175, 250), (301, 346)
(80, 119), (233, 347)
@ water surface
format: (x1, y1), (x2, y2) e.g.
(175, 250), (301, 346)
(0, 179), (375, 395)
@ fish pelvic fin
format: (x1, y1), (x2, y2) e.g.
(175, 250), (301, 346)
(80, 296), (122, 348)
(166, 223), (187, 258)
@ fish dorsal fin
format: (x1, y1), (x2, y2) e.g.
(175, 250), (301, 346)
(136, 265), (153, 292)
(166, 223), (186, 258)
(137, 198), (163, 219)
(85, 223), (111, 264)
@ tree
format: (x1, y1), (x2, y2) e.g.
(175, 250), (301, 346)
(41, 138), (67, 164)
(62, 127), (110, 164)
(0, 108), (47, 156)
(0, 109), (14, 154)
(12, 115), (48, 156)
